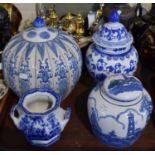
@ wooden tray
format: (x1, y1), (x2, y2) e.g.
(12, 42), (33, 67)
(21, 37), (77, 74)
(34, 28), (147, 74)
(0, 68), (155, 151)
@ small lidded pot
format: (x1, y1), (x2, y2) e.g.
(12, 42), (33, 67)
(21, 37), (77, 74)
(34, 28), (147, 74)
(10, 88), (71, 147)
(87, 75), (152, 148)
(86, 10), (138, 82)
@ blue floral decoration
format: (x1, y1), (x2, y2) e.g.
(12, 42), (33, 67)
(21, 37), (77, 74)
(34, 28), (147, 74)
(27, 31), (37, 38)
(39, 31), (50, 39)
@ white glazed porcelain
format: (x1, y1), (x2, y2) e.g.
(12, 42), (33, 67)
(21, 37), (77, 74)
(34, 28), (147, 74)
(86, 10), (138, 82)
(10, 88), (71, 147)
(87, 74), (153, 148)
(2, 16), (82, 99)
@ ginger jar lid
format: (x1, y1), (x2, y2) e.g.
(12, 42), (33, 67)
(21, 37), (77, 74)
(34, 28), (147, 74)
(5, 16), (79, 61)
(22, 16), (59, 43)
(93, 10), (133, 49)
(101, 75), (143, 105)
(18, 16), (76, 45)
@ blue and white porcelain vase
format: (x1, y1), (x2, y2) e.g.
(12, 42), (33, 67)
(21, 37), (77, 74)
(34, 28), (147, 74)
(87, 74), (153, 148)
(10, 88), (71, 147)
(86, 10), (138, 82)
(2, 16), (82, 99)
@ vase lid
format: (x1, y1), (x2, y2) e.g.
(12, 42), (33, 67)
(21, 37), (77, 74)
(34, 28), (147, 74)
(21, 16), (60, 43)
(101, 75), (143, 104)
(5, 16), (79, 58)
(92, 10), (133, 48)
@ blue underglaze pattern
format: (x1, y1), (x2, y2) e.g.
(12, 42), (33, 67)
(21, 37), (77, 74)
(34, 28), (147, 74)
(86, 44), (138, 82)
(93, 25), (133, 48)
(37, 43), (45, 60)
(19, 58), (32, 94)
(37, 59), (52, 87)
(10, 88), (72, 147)
(7, 54), (19, 95)
(92, 9), (133, 48)
(108, 76), (143, 95)
(100, 26), (128, 41)
(39, 31), (50, 39)
(96, 45), (129, 54)
(19, 113), (61, 141)
(140, 95), (153, 120)
(2, 25), (82, 99)
(63, 48), (79, 88)
(27, 31), (37, 38)
(86, 10), (137, 82)
(89, 98), (147, 148)
(55, 57), (68, 97)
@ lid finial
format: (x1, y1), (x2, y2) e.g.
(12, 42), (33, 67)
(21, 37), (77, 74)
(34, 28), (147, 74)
(32, 16), (46, 28)
(108, 10), (121, 23)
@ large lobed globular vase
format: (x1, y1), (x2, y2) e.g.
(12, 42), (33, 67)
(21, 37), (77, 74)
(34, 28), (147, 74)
(2, 16), (82, 99)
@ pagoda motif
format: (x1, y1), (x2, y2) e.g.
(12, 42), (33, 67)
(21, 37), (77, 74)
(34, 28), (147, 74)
(127, 112), (135, 138)
(89, 103), (143, 147)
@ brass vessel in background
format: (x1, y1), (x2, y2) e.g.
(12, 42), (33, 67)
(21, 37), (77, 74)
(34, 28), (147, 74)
(75, 12), (85, 36)
(47, 9), (59, 28)
(47, 5), (59, 28)
(95, 3), (104, 24)
(62, 12), (76, 34)
(89, 3), (104, 35)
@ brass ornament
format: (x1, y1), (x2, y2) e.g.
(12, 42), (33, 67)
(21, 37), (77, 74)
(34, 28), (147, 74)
(62, 12), (76, 34)
(75, 12), (85, 36)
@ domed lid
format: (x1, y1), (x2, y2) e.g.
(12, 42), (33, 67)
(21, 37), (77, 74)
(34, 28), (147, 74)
(101, 75), (143, 104)
(22, 16), (60, 43)
(93, 10), (133, 48)
(7, 16), (78, 59)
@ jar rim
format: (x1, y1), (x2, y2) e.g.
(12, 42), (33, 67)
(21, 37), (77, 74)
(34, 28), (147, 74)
(18, 88), (61, 115)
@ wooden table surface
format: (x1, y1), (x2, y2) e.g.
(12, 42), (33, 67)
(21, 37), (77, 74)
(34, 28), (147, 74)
(0, 66), (155, 151)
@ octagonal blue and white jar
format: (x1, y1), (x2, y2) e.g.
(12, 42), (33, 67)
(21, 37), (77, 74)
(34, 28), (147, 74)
(86, 10), (138, 82)
(2, 16), (82, 99)
(87, 74), (153, 148)
(10, 88), (71, 147)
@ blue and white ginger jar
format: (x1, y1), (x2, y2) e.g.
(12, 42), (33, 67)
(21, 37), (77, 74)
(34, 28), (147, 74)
(10, 88), (71, 147)
(2, 16), (82, 99)
(87, 74), (153, 148)
(86, 10), (138, 82)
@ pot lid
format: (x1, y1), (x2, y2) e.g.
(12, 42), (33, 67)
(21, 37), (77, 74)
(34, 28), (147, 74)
(101, 75), (143, 103)
(22, 16), (60, 43)
(9, 16), (79, 58)
(92, 10), (133, 48)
